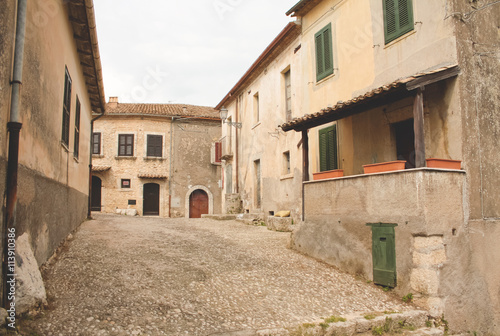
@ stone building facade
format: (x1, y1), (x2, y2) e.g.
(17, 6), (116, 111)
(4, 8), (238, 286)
(218, 0), (500, 333)
(92, 98), (221, 218)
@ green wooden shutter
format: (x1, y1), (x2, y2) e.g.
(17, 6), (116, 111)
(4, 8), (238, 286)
(319, 125), (338, 172)
(383, 0), (414, 44)
(315, 23), (334, 81)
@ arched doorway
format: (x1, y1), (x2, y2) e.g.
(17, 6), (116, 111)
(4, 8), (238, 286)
(143, 183), (160, 216)
(189, 189), (209, 218)
(91, 176), (102, 211)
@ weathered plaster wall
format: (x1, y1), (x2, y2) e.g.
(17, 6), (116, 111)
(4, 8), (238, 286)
(293, 169), (466, 313)
(221, 35), (303, 220)
(0, 0), (96, 265)
(445, 1), (500, 333)
(300, 0), (459, 178)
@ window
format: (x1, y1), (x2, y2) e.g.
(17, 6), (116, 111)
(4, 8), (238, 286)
(394, 118), (415, 168)
(73, 97), (81, 159)
(61, 67), (72, 146)
(147, 134), (163, 157)
(121, 179), (131, 189)
(319, 124), (338, 172)
(315, 23), (334, 82)
(253, 92), (260, 123)
(383, 0), (414, 44)
(211, 141), (222, 165)
(284, 69), (292, 122)
(118, 134), (134, 156)
(92, 132), (101, 155)
(283, 151), (291, 175)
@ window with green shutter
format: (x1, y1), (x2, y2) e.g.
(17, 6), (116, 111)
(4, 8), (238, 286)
(319, 125), (338, 172)
(383, 0), (414, 44)
(315, 23), (334, 82)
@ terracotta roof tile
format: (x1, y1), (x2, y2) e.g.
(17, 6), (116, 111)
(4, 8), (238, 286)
(280, 64), (459, 131)
(105, 103), (220, 119)
(138, 174), (168, 179)
(92, 165), (111, 172)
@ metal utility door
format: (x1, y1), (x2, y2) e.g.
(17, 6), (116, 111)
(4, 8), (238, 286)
(91, 176), (102, 211)
(143, 183), (160, 216)
(368, 223), (397, 287)
(189, 190), (209, 218)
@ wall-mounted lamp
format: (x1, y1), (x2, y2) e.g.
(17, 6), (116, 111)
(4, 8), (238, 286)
(220, 107), (242, 129)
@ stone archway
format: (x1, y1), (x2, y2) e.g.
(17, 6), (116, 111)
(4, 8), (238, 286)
(185, 185), (213, 218)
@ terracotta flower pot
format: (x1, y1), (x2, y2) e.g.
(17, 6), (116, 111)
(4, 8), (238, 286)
(363, 160), (406, 174)
(426, 158), (461, 170)
(313, 169), (344, 180)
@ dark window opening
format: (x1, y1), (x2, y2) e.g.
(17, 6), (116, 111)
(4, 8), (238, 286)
(394, 118), (416, 169)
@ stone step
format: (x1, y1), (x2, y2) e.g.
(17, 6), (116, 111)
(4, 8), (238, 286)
(201, 214), (238, 220)
(211, 310), (448, 336)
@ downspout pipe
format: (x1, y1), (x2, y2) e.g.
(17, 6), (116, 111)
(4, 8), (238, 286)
(88, 113), (105, 219)
(3, 0), (27, 309)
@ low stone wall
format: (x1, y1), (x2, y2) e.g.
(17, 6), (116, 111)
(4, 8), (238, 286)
(266, 216), (294, 232)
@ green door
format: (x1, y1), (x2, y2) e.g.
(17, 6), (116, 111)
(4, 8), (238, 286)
(367, 223), (397, 287)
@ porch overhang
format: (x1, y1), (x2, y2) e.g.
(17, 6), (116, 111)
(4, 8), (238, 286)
(280, 64), (460, 132)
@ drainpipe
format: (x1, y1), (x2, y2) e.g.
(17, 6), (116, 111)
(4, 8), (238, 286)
(3, 0), (27, 308)
(88, 113), (105, 219)
(168, 117), (174, 217)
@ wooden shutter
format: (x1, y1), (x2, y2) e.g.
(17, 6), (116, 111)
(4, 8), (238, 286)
(319, 125), (338, 172)
(93, 133), (101, 155)
(61, 67), (72, 146)
(215, 141), (222, 163)
(73, 98), (81, 158)
(315, 23), (334, 82)
(119, 134), (134, 156)
(384, 0), (414, 44)
(147, 135), (162, 157)
(285, 70), (292, 122)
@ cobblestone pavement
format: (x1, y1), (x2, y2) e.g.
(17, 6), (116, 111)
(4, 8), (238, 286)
(21, 213), (413, 335)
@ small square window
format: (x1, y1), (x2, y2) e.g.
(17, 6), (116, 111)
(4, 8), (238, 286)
(121, 179), (131, 189)
(128, 199), (136, 205)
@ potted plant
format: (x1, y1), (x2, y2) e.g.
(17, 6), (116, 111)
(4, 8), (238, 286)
(313, 169), (344, 180)
(363, 160), (406, 174)
(426, 158), (461, 170)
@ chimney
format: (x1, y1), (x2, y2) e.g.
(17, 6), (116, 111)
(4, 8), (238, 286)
(108, 96), (119, 109)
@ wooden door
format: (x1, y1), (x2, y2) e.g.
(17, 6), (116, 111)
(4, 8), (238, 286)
(91, 176), (102, 211)
(189, 190), (209, 218)
(143, 183), (160, 216)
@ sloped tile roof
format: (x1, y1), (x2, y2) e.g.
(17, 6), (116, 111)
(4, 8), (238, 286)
(280, 64), (460, 132)
(105, 103), (220, 119)
(92, 165), (111, 172)
(138, 173), (168, 179)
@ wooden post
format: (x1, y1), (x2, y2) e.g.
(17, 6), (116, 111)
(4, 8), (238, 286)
(302, 130), (309, 221)
(413, 88), (426, 168)
(302, 130), (309, 182)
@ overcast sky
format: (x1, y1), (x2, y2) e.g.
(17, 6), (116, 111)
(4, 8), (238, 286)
(93, 0), (299, 107)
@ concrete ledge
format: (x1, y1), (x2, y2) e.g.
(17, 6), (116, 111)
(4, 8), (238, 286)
(267, 216), (294, 232)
